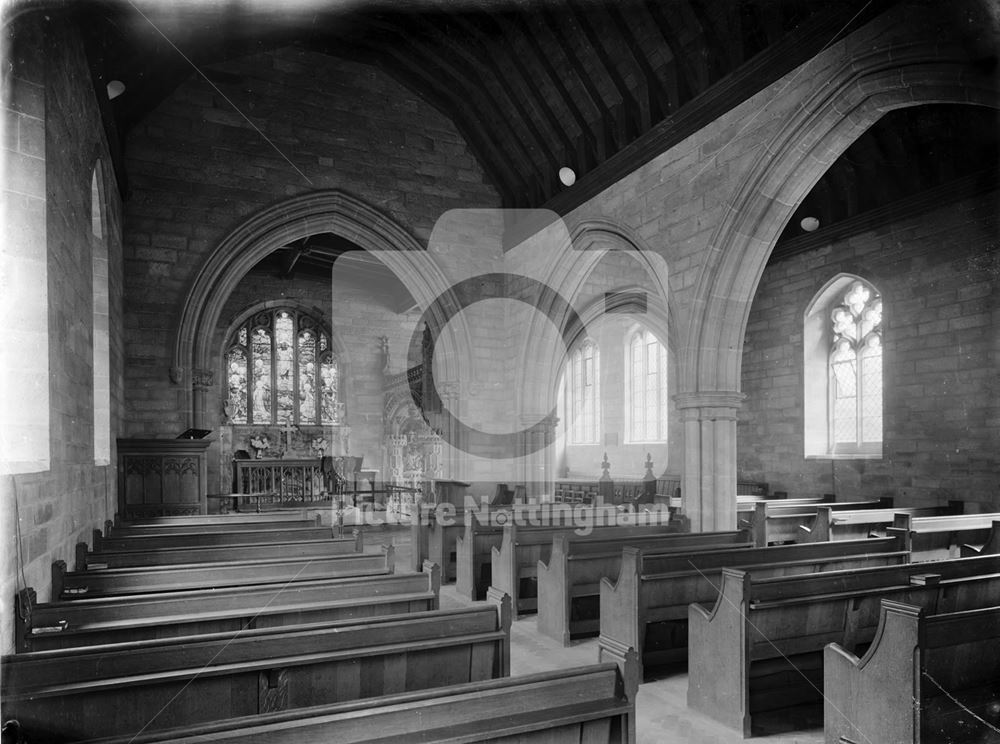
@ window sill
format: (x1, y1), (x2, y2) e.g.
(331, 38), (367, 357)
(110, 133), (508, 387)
(804, 453), (883, 461)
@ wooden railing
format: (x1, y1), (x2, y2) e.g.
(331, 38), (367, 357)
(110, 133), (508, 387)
(233, 458), (329, 507)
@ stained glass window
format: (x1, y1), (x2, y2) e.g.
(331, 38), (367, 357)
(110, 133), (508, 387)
(628, 329), (667, 442)
(569, 340), (600, 444)
(829, 281), (882, 452)
(224, 309), (341, 426)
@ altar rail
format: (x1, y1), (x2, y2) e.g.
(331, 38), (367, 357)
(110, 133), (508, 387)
(233, 459), (329, 506)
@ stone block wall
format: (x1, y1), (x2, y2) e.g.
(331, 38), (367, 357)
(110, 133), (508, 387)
(1, 17), (125, 654)
(738, 192), (999, 507)
(122, 47), (499, 443)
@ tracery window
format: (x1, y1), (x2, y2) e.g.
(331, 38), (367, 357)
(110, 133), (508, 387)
(828, 281), (882, 453)
(627, 329), (667, 443)
(225, 309), (341, 425)
(568, 339), (600, 444)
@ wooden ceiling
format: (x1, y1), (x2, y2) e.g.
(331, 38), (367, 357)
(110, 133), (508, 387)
(44, 0), (995, 274)
(71, 0), (900, 214)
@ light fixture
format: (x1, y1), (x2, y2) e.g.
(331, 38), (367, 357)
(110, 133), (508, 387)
(800, 216), (820, 232)
(106, 80), (126, 100)
(558, 166), (576, 187)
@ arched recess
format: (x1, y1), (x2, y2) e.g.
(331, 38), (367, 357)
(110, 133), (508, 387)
(516, 219), (672, 416)
(172, 190), (457, 427)
(680, 35), (999, 530)
(512, 219), (672, 492)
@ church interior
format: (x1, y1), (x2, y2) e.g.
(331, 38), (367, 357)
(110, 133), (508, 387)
(2, 0), (999, 741)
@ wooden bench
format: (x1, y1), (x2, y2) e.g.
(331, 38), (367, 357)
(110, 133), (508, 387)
(92, 524), (340, 552)
(106, 515), (322, 535)
(598, 535), (907, 680)
(53, 548), (392, 599)
(2, 600), (512, 741)
(115, 512), (316, 527)
(824, 599), (1000, 744)
(453, 504), (629, 600)
(15, 562), (441, 652)
(493, 523), (742, 619)
(686, 554), (1000, 737)
(746, 497), (892, 546)
(888, 512), (1000, 560)
(538, 530), (780, 644)
(802, 503), (962, 542)
(409, 504), (469, 578)
(77, 531), (362, 570)
(961, 519), (1000, 557)
(86, 659), (639, 744)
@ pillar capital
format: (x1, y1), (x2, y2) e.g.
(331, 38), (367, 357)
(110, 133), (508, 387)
(674, 390), (745, 422)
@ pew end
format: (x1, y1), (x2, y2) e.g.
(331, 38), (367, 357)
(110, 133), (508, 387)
(598, 547), (643, 679)
(13, 588), (36, 653)
(485, 587), (513, 676)
(422, 560), (442, 608)
(537, 534), (572, 645)
(823, 599), (922, 744)
(381, 542), (395, 573)
(687, 568), (753, 738)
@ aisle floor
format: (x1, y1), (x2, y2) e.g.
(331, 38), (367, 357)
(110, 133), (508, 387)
(366, 524), (826, 744)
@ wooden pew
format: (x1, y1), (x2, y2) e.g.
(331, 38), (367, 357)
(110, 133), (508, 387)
(541, 530), (803, 644)
(105, 516), (321, 535)
(87, 659), (639, 744)
(52, 549), (392, 599)
(961, 519), (1000, 556)
(824, 599), (1000, 744)
(748, 497), (892, 546)
(494, 523), (745, 618)
(409, 504), (468, 578)
(802, 503), (962, 542)
(15, 561), (441, 652)
(92, 524), (338, 551)
(686, 554), (1000, 737)
(453, 504), (630, 600)
(888, 512), (1000, 560)
(2, 600), (512, 741)
(77, 531), (362, 570)
(116, 512), (316, 527)
(598, 535), (907, 679)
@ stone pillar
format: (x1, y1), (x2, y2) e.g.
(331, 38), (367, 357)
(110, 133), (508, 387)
(438, 381), (463, 481)
(518, 413), (558, 499)
(674, 391), (745, 532)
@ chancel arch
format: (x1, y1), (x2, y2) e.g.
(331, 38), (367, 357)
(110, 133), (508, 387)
(172, 190), (457, 430)
(681, 25), (1000, 531)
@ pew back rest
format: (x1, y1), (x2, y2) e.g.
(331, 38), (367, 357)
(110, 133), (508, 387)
(87, 661), (636, 744)
(747, 554), (1000, 605)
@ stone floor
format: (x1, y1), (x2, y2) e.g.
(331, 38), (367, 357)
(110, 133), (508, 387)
(365, 524), (826, 744)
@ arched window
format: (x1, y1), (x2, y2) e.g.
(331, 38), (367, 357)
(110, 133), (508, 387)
(568, 339), (600, 444)
(225, 308), (341, 426)
(627, 328), (667, 443)
(829, 282), (882, 453)
(804, 276), (883, 457)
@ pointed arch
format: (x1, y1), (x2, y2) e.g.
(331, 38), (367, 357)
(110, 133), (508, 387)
(171, 190), (454, 426)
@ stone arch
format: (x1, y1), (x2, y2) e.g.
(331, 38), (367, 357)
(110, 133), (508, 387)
(516, 218), (672, 415)
(172, 190), (455, 427)
(680, 33), (999, 530)
(685, 52), (1000, 397)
